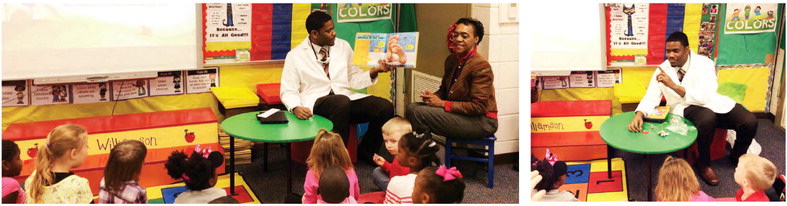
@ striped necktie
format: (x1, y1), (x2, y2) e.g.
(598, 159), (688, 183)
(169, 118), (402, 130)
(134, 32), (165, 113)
(319, 47), (329, 77)
(677, 68), (685, 81)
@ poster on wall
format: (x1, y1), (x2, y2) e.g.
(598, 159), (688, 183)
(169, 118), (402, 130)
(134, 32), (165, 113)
(2, 80), (29, 106)
(204, 3), (252, 64)
(724, 3), (779, 34)
(336, 3), (393, 23)
(716, 64), (774, 112)
(568, 71), (596, 88)
(150, 71), (185, 96)
(112, 79), (150, 100)
(30, 84), (71, 105)
(541, 76), (570, 90)
(72, 83), (110, 104)
(597, 69), (622, 87)
(608, 3), (649, 57)
(186, 68), (220, 94)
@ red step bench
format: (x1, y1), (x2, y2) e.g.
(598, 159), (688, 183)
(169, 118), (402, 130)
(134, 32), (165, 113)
(531, 132), (607, 161)
(3, 108), (221, 196)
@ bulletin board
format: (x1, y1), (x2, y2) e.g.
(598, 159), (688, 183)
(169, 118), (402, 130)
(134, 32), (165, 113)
(606, 3), (705, 66)
(604, 3), (783, 112)
(202, 3), (311, 64)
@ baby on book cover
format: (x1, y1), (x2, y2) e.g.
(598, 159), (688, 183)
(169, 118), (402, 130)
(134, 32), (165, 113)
(353, 32), (419, 68)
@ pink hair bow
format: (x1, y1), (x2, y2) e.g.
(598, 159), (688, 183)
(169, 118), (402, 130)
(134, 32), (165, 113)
(545, 148), (559, 166)
(435, 166), (463, 181)
(194, 144), (213, 159)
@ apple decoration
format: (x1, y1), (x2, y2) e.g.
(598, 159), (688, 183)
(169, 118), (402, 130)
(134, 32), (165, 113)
(27, 143), (39, 158)
(184, 129), (196, 143)
(584, 119), (593, 129)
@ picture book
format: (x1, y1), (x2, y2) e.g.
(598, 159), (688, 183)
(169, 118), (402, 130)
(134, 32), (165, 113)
(353, 32), (419, 67)
(644, 106), (670, 123)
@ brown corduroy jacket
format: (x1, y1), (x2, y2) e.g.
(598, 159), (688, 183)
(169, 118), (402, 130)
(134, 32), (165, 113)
(434, 53), (498, 119)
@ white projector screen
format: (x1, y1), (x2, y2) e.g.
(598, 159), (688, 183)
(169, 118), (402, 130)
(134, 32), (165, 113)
(2, 3), (198, 82)
(530, 3), (606, 72)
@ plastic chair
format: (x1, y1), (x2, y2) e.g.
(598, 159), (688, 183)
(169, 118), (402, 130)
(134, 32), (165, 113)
(444, 136), (496, 188)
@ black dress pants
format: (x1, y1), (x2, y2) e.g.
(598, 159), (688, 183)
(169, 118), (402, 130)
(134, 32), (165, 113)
(683, 103), (757, 166)
(313, 95), (395, 162)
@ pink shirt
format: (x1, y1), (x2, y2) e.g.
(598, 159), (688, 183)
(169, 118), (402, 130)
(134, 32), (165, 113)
(689, 191), (715, 201)
(302, 168), (360, 204)
(2, 177), (26, 203)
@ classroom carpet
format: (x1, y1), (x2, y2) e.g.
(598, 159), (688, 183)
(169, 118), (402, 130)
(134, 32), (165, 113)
(110, 173), (261, 204)
(559, 157), (628, 201)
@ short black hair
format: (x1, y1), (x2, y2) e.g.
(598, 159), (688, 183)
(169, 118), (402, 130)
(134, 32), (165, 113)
(306, 11), (333, 34)
(318, 165), (349, 203)
(666, 31), (689, 47)
(455, 18), (485, 45)
(2, 140), (19, 162)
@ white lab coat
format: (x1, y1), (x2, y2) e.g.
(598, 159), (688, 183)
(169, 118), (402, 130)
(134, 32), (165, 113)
(635, 51), (735, 117)
(280, 37), (377, 112)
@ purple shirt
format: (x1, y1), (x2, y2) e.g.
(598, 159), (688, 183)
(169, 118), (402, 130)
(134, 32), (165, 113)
(98, 178), (147, 204)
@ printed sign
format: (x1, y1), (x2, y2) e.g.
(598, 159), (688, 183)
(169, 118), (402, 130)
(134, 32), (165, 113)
(608, 3), (649, 56)
(112, 79), (149, 100)
(150, 71), (185, 96)
(72, 83), (110, 104)
(568, 71), (596, 88)
(724, 3), (779, 34)
(596, 69), (622, 87)
(336, 3), (393, 23)
(205, 3), (251, 43)
(30, 84), (71, 105)
(541, 76), (570, 90)
(186, 68), (220, 94)
(2, 80), (29, 106)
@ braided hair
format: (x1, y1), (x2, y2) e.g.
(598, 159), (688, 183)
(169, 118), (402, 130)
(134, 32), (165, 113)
(399, 127), (441, 172)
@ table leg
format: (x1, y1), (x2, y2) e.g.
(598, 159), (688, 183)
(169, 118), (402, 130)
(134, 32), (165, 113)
(285, 143), (293, 194)
(607, 145), (613, 179)
(230, 136), (237, 196)
(263, 143), (269, 172)
(647, 154), (652, 201)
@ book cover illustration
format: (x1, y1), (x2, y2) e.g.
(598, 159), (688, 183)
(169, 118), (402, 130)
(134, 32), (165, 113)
(644, 106), (670, 123)
(353, 32), (419, 67)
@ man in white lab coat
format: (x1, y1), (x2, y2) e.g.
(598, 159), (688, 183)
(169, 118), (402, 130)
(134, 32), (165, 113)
(280, 11), (395, 163)
(627, 32), (757, 186)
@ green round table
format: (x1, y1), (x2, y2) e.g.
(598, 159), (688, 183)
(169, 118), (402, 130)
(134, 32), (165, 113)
(599, 111), (697, 201)
(220, 111), (333, 197)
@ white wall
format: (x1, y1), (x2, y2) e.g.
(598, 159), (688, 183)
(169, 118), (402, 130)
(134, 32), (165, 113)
(472, 3), (519, 154)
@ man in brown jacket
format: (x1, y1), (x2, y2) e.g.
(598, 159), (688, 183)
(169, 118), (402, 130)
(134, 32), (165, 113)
(406, 18), (498, 139)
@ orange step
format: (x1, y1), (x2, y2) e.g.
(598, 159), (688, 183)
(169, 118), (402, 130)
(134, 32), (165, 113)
(532, 132), (607, 161)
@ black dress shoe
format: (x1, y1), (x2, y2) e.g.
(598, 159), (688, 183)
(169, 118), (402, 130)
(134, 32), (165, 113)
(696, 165), (720, 186)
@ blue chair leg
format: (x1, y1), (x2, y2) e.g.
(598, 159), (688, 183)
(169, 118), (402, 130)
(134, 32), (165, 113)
(487, 139), (494, 188)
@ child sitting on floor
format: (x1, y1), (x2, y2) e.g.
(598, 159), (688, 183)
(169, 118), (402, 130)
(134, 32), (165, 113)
(99, 140), (148, 204)
(734, 154), (777, 201)
(165, 145), (226, 204)
(25, 124), (93, 203)
(412, 166), (466, 203)
(2, 140), (25, 204)
(303, 129), (360, 204)
(317, 165), (357, 204)
(384, 127), (441, 204)
(655, 156), (714, 201)
(530, 150), (577, 202)
(372, 117), (413, 191)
